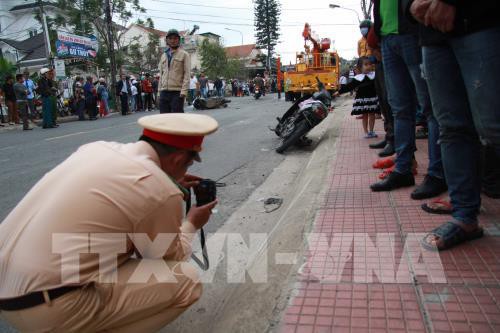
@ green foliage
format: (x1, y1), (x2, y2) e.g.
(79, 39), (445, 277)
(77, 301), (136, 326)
(254, 0), (281, 69)
(199, 39), (227, 79)
(199, 39), (247, 79)
(0, 58), (16, 85)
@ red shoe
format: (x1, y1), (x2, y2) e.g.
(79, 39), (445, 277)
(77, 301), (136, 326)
(379, 165), (395, 179)
(378, 162), (418, 180)
(372, 156), (395, 169)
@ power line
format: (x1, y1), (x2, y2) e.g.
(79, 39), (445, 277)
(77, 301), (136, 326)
(143, 8), (253, 21)
(149, 0), (332, 11)
(132, 13), (357, 27)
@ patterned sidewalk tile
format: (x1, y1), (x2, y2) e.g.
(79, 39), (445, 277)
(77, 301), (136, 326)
(278, 112), (500, 333)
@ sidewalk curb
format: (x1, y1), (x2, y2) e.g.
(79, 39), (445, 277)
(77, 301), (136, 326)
(161, 98), (349, 333)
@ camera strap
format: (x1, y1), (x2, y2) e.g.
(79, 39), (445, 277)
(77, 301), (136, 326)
(186, 190), (209, 271)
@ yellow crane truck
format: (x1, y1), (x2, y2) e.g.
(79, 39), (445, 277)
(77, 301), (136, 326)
(284, 23), (340, 101)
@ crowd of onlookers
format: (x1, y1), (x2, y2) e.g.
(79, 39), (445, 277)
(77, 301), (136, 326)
(336, 0), (499, 251)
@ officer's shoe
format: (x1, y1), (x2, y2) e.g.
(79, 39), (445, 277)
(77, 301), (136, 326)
(370, 171), (415, 192)
(369, 139), (386, 149)
(378, 142), (395, 157)
(411, 175), (447, 200)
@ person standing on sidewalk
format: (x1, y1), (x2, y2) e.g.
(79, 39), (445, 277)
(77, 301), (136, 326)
(358, 20), (374, 57)
(198, 73), (208, 99)
(13, 74), (32, 131)
(188, 73), (197, 105)
(47, 69), (59, 127)
(407, 0), (500, 250)
(23, 71), (37, 120)
(158, 29), (190, 113)
(84, 76), (97, 120)
(152, 74), (159, 108)
(369, 0), (447, 202)
(97, 78), (109, 117)
(37, 68), (55, 129)
(2, 75), (18, 125)
(116, 75), (131, 116)
(367, 25), (395, 157)
(141, 73), (154, 111)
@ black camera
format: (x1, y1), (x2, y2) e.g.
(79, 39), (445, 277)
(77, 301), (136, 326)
(194, 179), (217, 206)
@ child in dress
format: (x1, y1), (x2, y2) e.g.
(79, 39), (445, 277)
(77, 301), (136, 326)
(336, 57), (380, 138)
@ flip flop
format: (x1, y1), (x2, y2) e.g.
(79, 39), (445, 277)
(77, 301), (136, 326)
(421, 198), (452, 215)
(421, 221), (484, 251)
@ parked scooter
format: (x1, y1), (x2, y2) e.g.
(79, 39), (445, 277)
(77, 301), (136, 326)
(273, 77), (331, 153)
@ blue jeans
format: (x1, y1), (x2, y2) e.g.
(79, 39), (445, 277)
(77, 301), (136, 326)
(423, 27), (500, 225)
(382, 34), (443, 178)
(201, 87), (208, 99)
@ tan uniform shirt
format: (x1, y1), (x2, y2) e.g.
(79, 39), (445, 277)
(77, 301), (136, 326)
(158, 48), (191, 96)
(0, 141), (196, 299)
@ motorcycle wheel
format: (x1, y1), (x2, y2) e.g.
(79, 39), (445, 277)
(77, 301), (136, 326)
(276, 120), (310, 154)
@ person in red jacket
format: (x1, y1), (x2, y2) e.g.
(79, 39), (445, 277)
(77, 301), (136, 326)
(141, 73), (154, 112)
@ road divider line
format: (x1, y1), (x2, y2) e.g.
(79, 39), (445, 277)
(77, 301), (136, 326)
(45, 132), (87, 141)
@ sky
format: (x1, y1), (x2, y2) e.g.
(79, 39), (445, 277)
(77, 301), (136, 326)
(133, 0), (366, 65)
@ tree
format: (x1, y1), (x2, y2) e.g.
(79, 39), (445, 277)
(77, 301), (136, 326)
(360, 0), (373, 20)
(254, 0), (281, 71)
(143, 18), (161, 72)
(199, 39), (247, 79)
(0, 58), (16, 85)
(199, 39), (228, 79)
(55, 0), (145, 73)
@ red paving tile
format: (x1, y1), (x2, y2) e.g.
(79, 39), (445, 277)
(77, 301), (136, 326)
(279, 113), (500, 332)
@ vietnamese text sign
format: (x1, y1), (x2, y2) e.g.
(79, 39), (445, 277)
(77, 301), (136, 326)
(56, 31), (98, 59)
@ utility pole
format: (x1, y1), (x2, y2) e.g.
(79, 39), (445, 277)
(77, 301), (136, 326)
(104, 0), (118, 100)
(38, 0), (52, 67)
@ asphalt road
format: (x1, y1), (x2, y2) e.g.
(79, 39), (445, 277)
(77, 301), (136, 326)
(0, 94), (288, 233)
(0, 93), (292, 332)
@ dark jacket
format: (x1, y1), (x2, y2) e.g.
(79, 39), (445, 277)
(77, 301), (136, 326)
(403, 0), (500, 46)
(2, 83), (16, 101)
(373, 0), (418, 38)
(37, 77), (52, 98)
(116, 79), (131, 96)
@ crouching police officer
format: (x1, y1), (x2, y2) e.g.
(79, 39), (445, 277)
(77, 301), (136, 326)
(0, 114), (218, 332)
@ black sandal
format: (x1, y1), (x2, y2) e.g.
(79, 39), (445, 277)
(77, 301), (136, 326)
(421, 221), (484, 251)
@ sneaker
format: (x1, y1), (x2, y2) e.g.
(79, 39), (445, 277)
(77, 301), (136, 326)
(370, 131), (378, 138)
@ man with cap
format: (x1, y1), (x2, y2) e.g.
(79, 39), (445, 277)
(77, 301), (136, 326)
(0, 113), (218, 332)
(37, 68), (56, 128)
(158, 29), (190, 113)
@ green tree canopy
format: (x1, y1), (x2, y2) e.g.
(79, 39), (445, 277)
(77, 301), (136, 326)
(254, 0), (281, 70)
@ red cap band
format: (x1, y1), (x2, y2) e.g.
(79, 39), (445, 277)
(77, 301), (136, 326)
(143, 129), (204, 151)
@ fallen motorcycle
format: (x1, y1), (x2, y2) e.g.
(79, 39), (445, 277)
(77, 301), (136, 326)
(273, 77), (331, 154)
(193, 97), (231, 110)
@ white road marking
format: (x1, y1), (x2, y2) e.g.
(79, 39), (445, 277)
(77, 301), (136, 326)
(44, 122), (137, 141)
(45, 132), (86, 141)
